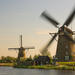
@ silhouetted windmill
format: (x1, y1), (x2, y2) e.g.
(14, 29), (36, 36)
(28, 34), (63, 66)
(41, 8), (75, 61)
(8, 35), (35, 61)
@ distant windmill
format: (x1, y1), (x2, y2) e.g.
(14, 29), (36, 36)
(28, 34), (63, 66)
(8, 35), (35, 61)
(41, 8), (75, 61)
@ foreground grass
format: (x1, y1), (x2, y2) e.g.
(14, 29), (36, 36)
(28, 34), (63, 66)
(0, 63), (14, 67)
(14, 62), (75, 70)
(57, 62), (75, 66)
(14, 65), (75, 70)
(1, 62), (75, 70)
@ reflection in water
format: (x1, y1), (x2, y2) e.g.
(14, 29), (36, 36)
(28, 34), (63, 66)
(0, 67), (75, 75)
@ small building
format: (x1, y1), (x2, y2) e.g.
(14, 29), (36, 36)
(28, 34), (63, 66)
(34, 56), (50, 65)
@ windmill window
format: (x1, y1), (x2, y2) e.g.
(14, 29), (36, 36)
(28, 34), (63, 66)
(65, 56), (69, 61)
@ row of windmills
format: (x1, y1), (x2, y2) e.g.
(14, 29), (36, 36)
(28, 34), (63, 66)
(8, 8), (75, 62)
(41, 8), (75, 62)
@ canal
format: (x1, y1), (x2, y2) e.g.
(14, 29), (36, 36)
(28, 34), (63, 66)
(0, 67), (75, 75)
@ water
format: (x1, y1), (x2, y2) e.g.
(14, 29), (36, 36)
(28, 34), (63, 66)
(0, 67), (75, 75)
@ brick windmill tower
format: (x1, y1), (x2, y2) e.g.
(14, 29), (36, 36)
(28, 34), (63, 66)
(41, 8), (75, 61)
(8, 35), (35, 61)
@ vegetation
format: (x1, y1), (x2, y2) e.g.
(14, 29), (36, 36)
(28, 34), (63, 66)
(33, 55), (40, 59)
(0, 56), (16, 63)
(18, 56), (33, 66)
(0, 63), (14, 66)
(57, 62), (75, 66)
(14, 65), (75, 70)
(1, 55), (75, 70)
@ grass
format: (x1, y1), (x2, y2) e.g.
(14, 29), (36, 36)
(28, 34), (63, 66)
(1, 62), (75, 70)
(0, 63), (14, 67)
(57, 62), (75, 66)
(14, 64), (75, 70)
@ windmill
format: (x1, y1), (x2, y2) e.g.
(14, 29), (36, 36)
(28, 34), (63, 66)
(41, 8), (75, 61)
(8, 35), (35, 61)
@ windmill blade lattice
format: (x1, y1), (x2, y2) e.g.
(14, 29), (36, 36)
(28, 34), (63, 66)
(41, 11), (59, 28)
(41, 8), (75, 48)
(63, 9), (75, 26)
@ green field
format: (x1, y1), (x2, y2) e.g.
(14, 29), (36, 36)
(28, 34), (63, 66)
(14, 62), (75, 70)
(56, 62), (75, 66)
(1, 62), (75, 70)
(14, 65), (75, 70)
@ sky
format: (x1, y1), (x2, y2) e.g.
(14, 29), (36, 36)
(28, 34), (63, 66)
(0, 0), (75, 58)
